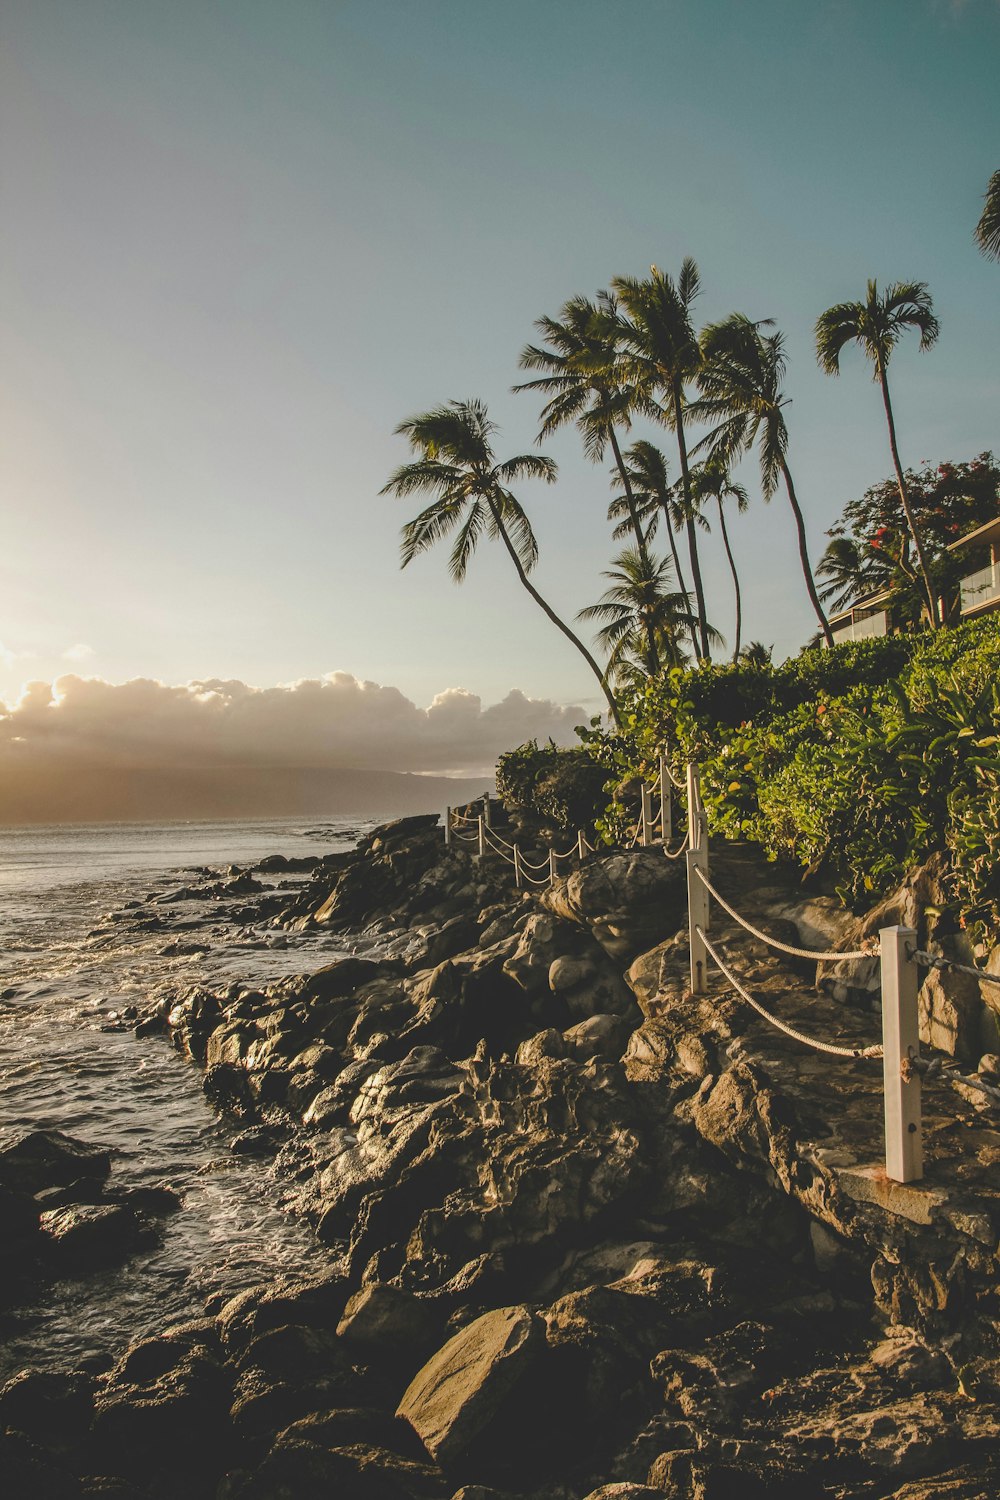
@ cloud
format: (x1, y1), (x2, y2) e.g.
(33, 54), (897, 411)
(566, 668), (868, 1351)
(0, 671), (588, 823)
(62, 642), (96, 661)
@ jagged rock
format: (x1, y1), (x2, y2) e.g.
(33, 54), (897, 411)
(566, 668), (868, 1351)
(544, 853), (686, 961)
(337, 1284), (443, 1363)
(562, 1013), (633, 1061)
(217, 1269), (350, 1357)
(0, 1369), (94, 1452)
(92, 1320), (231, 1475)
(235, 1434), (447, 1500)
(0, 1129), (112, 1195)
(397, 1305), (544, 1466)
(919, 963), (985, 1064)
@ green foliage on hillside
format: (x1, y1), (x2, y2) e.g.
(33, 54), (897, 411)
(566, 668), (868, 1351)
(495, 740), (608, 834)
(578, 614), (1000, 930)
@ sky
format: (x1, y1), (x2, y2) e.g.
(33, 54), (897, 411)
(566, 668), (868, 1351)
(1, 0), (998, 810)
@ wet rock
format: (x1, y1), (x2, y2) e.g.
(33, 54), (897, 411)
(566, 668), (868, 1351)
(39, 1203), (155, 1267)
(397, 1305), (544, 1467)
(217, 1269), (351, 1357)
(0, 1429), (81, 1500)
(92, 1320), (231, 1476)
(0, 1129), (112, 1196)
(234, 1435), (447, 1500)
(0, 1368), (94, 1450)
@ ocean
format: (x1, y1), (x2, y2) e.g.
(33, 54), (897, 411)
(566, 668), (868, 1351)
(0, 815), (379, 1379)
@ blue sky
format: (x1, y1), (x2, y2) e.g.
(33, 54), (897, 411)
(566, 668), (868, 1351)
(2, 0), (998, 741)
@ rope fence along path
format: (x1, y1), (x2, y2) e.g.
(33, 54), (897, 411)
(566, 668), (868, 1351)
(695, 926), (883, 1059)
(692, 865), (877, 964)
(683, 759), (923, 1184)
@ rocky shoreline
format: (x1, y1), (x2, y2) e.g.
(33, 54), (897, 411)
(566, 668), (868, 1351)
(4, 810), (1000, 1499)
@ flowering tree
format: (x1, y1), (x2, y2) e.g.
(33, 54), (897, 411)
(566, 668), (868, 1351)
(818, 453), (1000, 627)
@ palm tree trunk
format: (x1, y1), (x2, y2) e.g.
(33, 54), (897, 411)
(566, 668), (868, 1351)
(658, 500), (698, 661)
(488, 498), (622, 727)
(877, 360), (939, 628)
(776, 458), (834, 647)
(607, 425), (659, 672)
(671, 386), (710, 661)
(716, 498), (742, 661)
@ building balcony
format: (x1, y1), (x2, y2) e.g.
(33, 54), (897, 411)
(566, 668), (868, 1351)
(959, 562), (1000, 617)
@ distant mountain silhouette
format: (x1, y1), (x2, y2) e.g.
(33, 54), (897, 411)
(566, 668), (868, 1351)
(0, 764), (493, 825)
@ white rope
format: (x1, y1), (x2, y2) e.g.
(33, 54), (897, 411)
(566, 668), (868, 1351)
(665, 764), (685, 790)
(451, 810), (479, 825)
(693, 866), (877, 963)
(662, 830), (691, 861)
(696, 927), (883, 1060)
(484, 827), (516, 852)
(519, 869), (552, 887)
(551, 845), (578, 861)
(517, 852), (551, 872)
(910, 949), (1000, 990)
(482, 829), (515, 858)
(450, 829), (479, 846)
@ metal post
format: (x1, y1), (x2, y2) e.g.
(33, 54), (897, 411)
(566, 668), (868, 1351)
(477, 815), (486, 861)
(513, 846), (523, 889)
(640, 781), (653, 847)
(660, 754), (672, 843)
(482, 793), (492, 829)
(548, 849), (557, 885)
(686, 846), (709, 995)
(880, 926), (922, 1183)
(444, 807), (451, 849)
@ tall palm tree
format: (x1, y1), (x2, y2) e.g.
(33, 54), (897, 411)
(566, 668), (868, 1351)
(514, 294), (659, 671)
(815, 280), (941, 628)
(380, 399), (621, 725)
(975, 170), (1000, 260)
(816, 536), (882, 613)
(689, 460), (749, 661)
(606, 440), (699, 658)
(607, 260), (712, 660)
(578, 547), (706, 688)
(695, 313), (834, 647)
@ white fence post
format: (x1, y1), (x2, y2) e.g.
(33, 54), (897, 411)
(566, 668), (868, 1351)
(483, 793), (492, 829)
(686, 844), (709, 995)
(477, 815), (486, 861)
(880, 926), (923, 1183)
(686, 762), (700, 848)
(513, 845), (523, 889)
(548, 849), (558, 885)
(660, 753), (672, 843)
(640, 781), (653, 847)
(577, 829), (586, 862)
(444, 807), (451, 849)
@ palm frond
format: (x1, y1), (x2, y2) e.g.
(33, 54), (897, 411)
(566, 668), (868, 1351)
(975, 169), (1000, 260)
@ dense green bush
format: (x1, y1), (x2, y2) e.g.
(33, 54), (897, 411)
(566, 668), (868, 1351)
(580, 614), (1000, 930)
(495, 740), (609, 833)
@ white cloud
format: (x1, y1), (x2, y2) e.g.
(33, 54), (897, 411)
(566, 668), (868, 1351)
(0, 670), (586, 790)
(62, 642), (96, 662)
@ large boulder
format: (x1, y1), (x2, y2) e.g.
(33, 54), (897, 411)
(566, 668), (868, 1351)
(397, 1305), (544, 1467)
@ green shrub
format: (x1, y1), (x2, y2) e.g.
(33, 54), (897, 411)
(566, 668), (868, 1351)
(495, 740), (609, 833)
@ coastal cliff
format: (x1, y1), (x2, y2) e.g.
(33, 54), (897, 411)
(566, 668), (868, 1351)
(4, 813), (1000, 1499)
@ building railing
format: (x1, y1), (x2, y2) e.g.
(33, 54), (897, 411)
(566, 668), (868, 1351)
(959, 562), (1000, 615)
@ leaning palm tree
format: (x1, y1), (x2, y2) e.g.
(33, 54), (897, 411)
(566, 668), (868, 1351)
(815, 280), (941, 628)
(514, 295), (648, 560)
(689, 460), (749, 661)
(578, 547), (708, 688)
(606, 440), (699, 659)
(607, 260), (712, 660)
(975, 170), (1000, 261)
(695, 313), (834, 647)
(380, 399), (621, 725)
(514, 295), (659, 671)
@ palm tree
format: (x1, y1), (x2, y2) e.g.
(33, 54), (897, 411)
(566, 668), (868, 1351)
(689, 460), (749, 661)
(380, 399), (621, 725)
(816, 536), (882, 613)
(695, 313), (834, 647)
(578, 547), (706, 688)
(607, 260), (712, 660)
(514, 294), (659, 671)
(738, 641), (773, 669)
(606, 440), (699, 658)
(815, 280), (941, 628)
(975, 170), (1000, 260)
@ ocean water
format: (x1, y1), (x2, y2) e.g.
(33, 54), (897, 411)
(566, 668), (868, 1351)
(0, 815), (377, 1379)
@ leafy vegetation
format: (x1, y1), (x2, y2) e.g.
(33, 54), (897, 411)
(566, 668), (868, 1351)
(579, 614), (1000, 934)
(495, 740), (608, 836)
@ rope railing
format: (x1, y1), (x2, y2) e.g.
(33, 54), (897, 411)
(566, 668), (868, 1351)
(692, 865), (878, 964)
(909, 948), (1000, 990)
(695, 926), (883, 1060)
